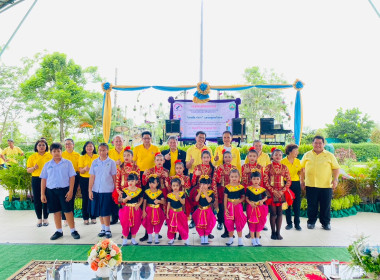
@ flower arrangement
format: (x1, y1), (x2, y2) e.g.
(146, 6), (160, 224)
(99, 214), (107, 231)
(348, 236), (380, 279)
(87, 239), (122, 272)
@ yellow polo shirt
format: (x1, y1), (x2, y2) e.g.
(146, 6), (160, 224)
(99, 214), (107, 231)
(301, 150), (340, 188)
(281, 156), (302, 182)
(213, 145), (241, 172)
(132, 144), (160, 171)
(108, 148), (124, 167)
(244, 152), (271, 167)
(26, 152), (53, 177)
(0, 148), (4, 165)
(62, 150), (81, 172)
(185, 145), (213, 174)
(169, 149), (179, 176)
(2, 146), (23, 163)
(78, 154), (99, 178)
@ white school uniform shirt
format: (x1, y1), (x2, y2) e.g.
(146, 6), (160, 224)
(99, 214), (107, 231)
(89, 157), (117, 193)
(40, 158), (76, 189)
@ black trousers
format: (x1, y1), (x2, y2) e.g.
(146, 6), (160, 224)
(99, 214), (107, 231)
(80, 177), (96, 220)
(306, 186), (332, 226)
(31, 176), (49, 219)
(285, 181), (301, 226)
(217, 203), (225, 225)
(62, 173), (80, 220)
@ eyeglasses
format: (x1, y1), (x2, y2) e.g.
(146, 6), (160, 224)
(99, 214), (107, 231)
(142, 137), (151, 140)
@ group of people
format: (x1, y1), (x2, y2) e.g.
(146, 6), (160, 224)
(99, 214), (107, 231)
(24, 130), (340, 246)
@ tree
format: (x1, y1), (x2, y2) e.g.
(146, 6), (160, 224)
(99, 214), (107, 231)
(326, 108), (375, 143)
(370, 127), (380, 144)
(21, 52), (102, 142)
(240, 67), (290, 140)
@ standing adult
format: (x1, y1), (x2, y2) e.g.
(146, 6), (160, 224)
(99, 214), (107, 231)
(108, 135), (125, 224)
(26, 139), (52, 227)
(2, 139), (24, 165)
(244, 140), (271, 168)
(161, 136), (187, 176)
(213, 131), (241, 172)
(133, 131), (160, 182)
(61, 138), (81, 226)
(300, 136), (340, 230)
(281, 144), (303, 231)
(185, 131), (213, 179)
(0, 148), (4, 168)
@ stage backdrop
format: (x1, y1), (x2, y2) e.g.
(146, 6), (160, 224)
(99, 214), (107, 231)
(169, 98), (240, 140)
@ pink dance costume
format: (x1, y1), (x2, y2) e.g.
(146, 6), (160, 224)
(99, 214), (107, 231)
(246, 186), (268, 232)
(166, 191), (189, 240)
(192, 190), (216, 236)
(142, 189), (165, 234)
(119, 188), (142, 237)
(224, 184), (247, 232)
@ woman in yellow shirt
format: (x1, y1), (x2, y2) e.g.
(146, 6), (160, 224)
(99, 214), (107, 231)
(27, 139), (52, 227)
(281, 144), (303, 231)
(78, 141), (99, 225)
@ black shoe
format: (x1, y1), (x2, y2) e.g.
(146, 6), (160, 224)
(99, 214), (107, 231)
(105, 231), (112, 238)
(270, 233), (277, 240)
(322, 224), (331, 231)
(276, 233), (283, 240)
(263, 226), (268, 231)
(295, 225), (302, 231)
(50, 231), (63, 240)
(226, 241), (233, 246)
(208, 234), (214, 239)
(98, 230), (106, 237)
(285, 224), (293, 230)
(158, 234), (162, 239)
(189, 221), (195, 229)
(245, 233), (251, 239)
(221, 232), (229, 238)
(71, 231), (80, 239)
(217, 223), (223, 230)
(178, 234), (182, 241)
(139, 233), (148, 242)
(110, 220), (118, 225)
(307, 223), (315, 229)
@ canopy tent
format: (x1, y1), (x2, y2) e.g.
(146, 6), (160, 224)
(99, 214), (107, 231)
(101, 80), (304, 145)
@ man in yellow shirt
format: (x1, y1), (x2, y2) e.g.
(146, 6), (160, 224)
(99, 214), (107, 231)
(244, 140), (271, 168)
(0, 148), (5, 168)
(133, 131), (160, 179)
(109, 135), (124, 167)
(185, 131), (213, 178)
(213, 131), (241, 172)
(162, 136), (187, 176)
(300, 136), (340, 231)
(2, 139), (24, 165)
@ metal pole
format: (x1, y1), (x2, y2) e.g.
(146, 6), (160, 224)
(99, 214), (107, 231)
(114, 68), (118, 110)
(0, 0), (39, 59)
(368, 0), (380, 18)
(199, 0), (204, 82)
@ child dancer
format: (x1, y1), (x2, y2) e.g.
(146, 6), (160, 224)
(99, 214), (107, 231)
(119, 172), (143, 245)
(142, 174), (165, 244)
(246, 171), (268, 246)
(224, 169), (246, 246)
(166, 178), (189, 246)
(193, 175), (216, 245)
(263, 148), (292, 240)
(241, 147), (263, 189)
(212, 150), (237, 237)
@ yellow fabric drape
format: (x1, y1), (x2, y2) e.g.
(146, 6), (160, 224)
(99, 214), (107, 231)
(102, 88), (112, 143)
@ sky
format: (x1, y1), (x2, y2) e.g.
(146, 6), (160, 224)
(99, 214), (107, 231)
(1, 0), (380, 138)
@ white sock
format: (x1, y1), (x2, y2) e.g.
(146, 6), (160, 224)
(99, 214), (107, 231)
(228, 237), (234, 244)
(148, 234), (152, 242)
(155, 234), (159, 243)
(122, 238), (128, 245)
(204, 236), (208, 244)
(251, 238), (258, 246)
(56, 228), (63, 233)
(101, 224), (106, 231)
(184, 239), (189, 245)
(200, 236), (205, 244)
(238, 237), (243, 246)
(70, 228), (76, 233)
(168, 239), (174, 244)
(131, 238), (137, 244)
(105, 226), (110, 231)
(256, 238), (261, 245)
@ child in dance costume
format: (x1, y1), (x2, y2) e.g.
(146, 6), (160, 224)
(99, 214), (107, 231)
(193, 175), (216, 245)
(241, 147), (263, 189)
(224, 169), (246, 246)
(263, 148), (292, 240)
(118, 172), (143, 245)
(166, 178), (189, 246)
(142, 174), (165, 244)
(212, 150), (237, 237)
(246, 171), (268, 246)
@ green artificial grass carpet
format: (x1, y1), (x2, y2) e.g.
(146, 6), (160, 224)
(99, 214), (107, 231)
(0, 244), (350, 279)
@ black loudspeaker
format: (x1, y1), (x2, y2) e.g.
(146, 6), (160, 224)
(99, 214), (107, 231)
(165, 120), (180, 133)
(232, 118), (246, 136)
(260, 118), (274, 135)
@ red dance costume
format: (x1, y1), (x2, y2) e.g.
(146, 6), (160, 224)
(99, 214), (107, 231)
(212, 164), (236, 206)
(241, 163), (263, 189)
(224, 184), (247, 232)
(142, 167), (169, 212)
(192, 189), (216, 236)
(112, 162), (141, 204)
(190, 164), (217, 209)
(166, 191), (189, 240)
(142, 189), (165, 234)
(263, 162), (292, 206)
(166, 174), (191, 216)
(246, 186), (268, 232)
(119, 187), (143, 237)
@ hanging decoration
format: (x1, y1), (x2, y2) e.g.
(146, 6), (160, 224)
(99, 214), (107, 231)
(193, 81), (211, 103)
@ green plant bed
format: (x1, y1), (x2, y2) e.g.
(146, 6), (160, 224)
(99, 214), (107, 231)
(357, 203), (380, 213)
(74, 209), (83, 218)
(3, 196), (34, 210)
